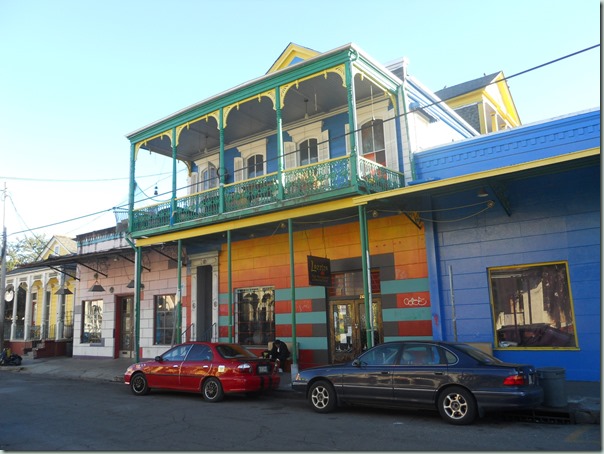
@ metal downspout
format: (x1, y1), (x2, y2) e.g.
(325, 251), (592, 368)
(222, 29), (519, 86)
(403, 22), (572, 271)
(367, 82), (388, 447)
(288, 218), (298, 376)
(358, 205), (373, 349)
(398, 60), (416, 182)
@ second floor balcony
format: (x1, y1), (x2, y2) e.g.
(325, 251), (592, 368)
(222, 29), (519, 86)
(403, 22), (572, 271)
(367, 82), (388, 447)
(130, 155), (404, 235)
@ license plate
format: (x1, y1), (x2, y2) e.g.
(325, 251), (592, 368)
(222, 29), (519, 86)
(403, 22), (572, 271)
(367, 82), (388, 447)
(258, 365), (268, 374)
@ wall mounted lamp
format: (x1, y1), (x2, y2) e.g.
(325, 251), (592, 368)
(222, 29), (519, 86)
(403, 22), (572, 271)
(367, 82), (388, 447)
(89, 273), (105, 292)
(55, 287), (73, 296)
(126, 279), (144, 289)
(477, 188), (489, 198)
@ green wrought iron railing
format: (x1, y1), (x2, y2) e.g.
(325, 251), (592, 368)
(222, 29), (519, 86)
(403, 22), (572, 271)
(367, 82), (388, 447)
(131, 155), (404, 233)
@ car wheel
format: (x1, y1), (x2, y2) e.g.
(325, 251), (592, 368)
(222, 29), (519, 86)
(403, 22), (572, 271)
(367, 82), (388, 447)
(308, 380), (337, 413)
(437, 386), (476, 425)
(202, 377), (224, 402)
(130, 373), (149, 396)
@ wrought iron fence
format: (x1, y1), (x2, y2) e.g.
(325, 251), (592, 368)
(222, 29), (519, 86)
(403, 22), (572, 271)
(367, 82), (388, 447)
(131, 155), (404, 233)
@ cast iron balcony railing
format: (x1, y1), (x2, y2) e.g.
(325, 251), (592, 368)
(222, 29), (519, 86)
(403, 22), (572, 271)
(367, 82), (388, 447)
(131, 156), (404, 234)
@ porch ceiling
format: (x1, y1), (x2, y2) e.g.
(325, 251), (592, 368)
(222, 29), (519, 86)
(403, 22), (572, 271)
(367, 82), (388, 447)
(137, 68), (388, 163)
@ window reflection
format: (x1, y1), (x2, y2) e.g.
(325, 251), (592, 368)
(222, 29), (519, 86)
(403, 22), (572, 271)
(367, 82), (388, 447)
(489, 262), (577, 348)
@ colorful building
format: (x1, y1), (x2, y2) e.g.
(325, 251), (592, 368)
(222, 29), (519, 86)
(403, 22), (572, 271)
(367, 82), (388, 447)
(4, 236), (76, 356)
(8, 43), (598, 382)
(122, 43), (599, 380)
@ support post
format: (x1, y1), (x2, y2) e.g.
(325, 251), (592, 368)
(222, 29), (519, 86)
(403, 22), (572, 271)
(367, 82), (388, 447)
(134, 246), (142, 362)
(359, 205), (373, 349)
(227, 230), (232, 342)
(177, 239), (183, 342)
(288, 218), (298, 376)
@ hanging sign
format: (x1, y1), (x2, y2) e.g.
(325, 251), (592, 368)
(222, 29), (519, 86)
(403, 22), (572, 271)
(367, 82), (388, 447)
(307, 255), (331, 286)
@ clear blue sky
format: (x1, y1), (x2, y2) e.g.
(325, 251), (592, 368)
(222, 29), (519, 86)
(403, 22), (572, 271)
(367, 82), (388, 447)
(0, 0), (600, 241)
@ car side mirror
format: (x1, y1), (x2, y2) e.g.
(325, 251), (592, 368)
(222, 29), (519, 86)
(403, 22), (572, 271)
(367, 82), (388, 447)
(352, 359), (361, 367)
(155, 356), (163, 362)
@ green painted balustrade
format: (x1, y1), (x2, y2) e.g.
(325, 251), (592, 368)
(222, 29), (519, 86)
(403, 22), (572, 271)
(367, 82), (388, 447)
(131, 156), (404, 234)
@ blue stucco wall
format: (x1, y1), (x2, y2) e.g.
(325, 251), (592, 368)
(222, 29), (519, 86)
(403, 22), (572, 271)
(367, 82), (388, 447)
(429, 164), (600, 381)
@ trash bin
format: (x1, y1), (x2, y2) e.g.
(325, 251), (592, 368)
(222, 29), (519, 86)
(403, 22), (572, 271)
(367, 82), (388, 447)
(537, 367), (567, 408)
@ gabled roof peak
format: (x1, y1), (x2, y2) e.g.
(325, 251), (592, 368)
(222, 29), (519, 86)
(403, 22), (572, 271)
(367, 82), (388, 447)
(266, 43), (321, 74)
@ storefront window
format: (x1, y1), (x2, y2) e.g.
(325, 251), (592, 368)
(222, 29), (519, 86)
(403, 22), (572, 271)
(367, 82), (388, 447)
(489, 262), (578, 348)
(328, 270), (381, 297)
(236, 287), (275, 345)
(81, 299), (103, 343)
(154, 294), (176, 345)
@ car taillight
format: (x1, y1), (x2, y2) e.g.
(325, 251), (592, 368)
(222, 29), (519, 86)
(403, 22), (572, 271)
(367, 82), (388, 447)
(503, 374), (527, 386)
(237, 363), (253, 374)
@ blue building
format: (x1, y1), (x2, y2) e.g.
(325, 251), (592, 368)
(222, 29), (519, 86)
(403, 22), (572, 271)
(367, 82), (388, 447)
(356, 108), (600, 381)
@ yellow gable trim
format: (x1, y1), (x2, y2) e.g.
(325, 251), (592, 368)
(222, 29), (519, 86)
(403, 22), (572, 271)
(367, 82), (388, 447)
(267, 43), (320, 74)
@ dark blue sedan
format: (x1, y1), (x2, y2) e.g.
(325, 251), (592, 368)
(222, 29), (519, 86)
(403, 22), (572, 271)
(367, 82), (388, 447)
(292, 341), (544, 425)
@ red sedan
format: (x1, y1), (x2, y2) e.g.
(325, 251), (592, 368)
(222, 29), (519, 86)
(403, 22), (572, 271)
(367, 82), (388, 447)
(124, 342), (280, 402)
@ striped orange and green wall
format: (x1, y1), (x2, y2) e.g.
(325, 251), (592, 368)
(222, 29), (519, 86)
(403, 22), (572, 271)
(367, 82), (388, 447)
(217, 213), (432, 368)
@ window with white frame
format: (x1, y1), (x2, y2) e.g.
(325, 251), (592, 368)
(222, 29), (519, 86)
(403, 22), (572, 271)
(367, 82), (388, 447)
(247, 154), (265, 178)
(346, 100), (398, 169)
(489, 262), (578, 349)
(234, 139), (268, 181)
(284, 122), (329, 169)
(201, 163), (218, 190)
(299, 138), (318, 166)
(81, 299), (103, 343)
(154, 294), (176, 345)
(360, 119), (386, 165)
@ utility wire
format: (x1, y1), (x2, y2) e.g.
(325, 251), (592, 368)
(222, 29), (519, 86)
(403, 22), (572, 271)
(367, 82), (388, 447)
(7, 44), (600, 238)
(0, 171), (173, 183)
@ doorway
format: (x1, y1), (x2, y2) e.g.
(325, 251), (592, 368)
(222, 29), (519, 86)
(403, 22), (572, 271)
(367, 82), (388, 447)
(329, 298), (382, 363)
(196, 265), (213, 341)
(117, 296), (134, 358)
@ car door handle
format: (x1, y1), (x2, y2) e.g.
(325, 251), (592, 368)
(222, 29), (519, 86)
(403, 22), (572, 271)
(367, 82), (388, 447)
(172, 365), (179, 368)
(433, 371), (444, 375)
(381, 371), (390, 375)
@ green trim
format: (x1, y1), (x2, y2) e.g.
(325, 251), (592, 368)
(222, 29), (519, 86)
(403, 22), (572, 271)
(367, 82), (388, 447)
(382, 307), (432, 322)
(381, 278), (430, 294)
(277, 311), (327, 325)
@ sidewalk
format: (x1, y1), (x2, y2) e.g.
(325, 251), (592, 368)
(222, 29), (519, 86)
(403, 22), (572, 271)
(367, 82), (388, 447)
(1, 356), (599, 424)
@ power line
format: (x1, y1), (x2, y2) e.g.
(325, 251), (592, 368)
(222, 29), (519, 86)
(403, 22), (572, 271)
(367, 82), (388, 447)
(9, 207), (115, 237)
(0, 171), (173, 183)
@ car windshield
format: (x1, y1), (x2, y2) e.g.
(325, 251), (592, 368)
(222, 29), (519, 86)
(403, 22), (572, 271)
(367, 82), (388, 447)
(454, 344), (503, 365)
(216, 344), (256, 359)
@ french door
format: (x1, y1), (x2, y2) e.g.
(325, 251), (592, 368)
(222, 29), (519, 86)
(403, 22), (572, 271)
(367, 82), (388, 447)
(329, 298), (382, 363)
